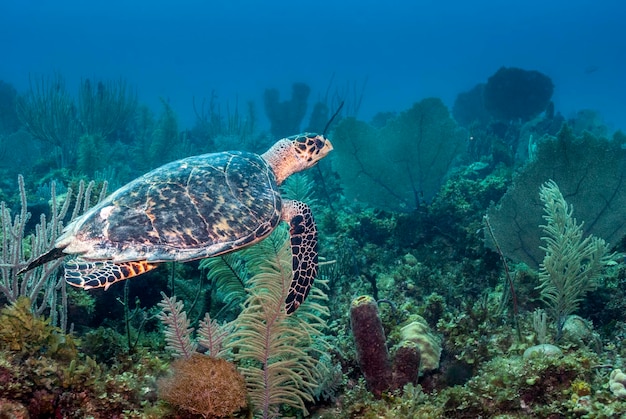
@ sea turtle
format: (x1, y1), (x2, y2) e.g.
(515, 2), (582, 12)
(24, 133), (333, 314)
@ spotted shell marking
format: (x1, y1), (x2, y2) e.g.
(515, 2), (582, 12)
(60, 151), (282, 263)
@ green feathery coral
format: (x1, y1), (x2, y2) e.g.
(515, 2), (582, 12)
(200, 253), (248, 311)
(537, 180), (615, 336)
(281, 172), (317, 204)
(225, 226), (329, 418)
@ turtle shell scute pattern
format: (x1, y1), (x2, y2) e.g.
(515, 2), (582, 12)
(65, 151), (282, 262)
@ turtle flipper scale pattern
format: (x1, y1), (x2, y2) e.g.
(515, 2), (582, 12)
(65, 259), (159, 290)
(282, 200), (318, 315)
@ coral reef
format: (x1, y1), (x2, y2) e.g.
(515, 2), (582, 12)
(0, 297), (168, 418)
(0, 297), (77, 360)
(2, 69), (626, 418)
(16, 75), (136, 170)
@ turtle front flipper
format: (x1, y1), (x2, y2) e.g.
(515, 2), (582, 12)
(282, 200), (318, 315)
(65, 259), (159, 290)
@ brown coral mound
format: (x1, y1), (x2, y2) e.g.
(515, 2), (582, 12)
(158, 353), (247, 418)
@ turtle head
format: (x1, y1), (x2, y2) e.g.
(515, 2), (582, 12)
(262, 133), (333, 184)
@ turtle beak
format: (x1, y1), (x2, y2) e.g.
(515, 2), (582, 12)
(324, 138), (334, 152)
(317, 135), (333, 157)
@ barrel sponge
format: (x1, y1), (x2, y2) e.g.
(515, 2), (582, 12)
(483, 66), (554, 121)
(399, 315), (442, 373)
(350, 295), (392, 396)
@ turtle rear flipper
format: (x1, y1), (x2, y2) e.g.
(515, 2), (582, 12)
(19, 247), (67, 275)
(65, 259), (159, 290)
(282, 200), (318, 315)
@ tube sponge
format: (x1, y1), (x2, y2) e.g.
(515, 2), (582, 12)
(391, 342), (421, 389)
(350, 295), (392, 397)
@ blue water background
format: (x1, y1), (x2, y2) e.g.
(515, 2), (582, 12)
(1, 0), (624, 130)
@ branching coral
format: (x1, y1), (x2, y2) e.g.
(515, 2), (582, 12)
(0, 175), (105, 330)
(15, 74), (80, 167)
